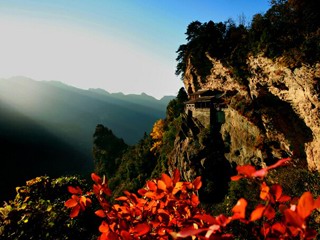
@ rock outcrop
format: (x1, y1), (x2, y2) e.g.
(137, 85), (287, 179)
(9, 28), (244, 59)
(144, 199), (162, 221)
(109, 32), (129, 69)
(168, 114), (232, 202)
(174, 55), (320, 173)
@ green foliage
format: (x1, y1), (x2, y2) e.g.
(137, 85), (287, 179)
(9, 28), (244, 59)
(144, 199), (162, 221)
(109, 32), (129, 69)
(108, 133), (156, 198)
(176, 20), (249, 83)
(210, 163), (320, 224)
(92, 124), (128, 177)
(0, 175), (99, 240)
(213, 179), (261, 215)
(176, 0), (320, 83)
(151, 116), (183, 179)
(267, 164), (320, 197)
(166, 87), (188, 121)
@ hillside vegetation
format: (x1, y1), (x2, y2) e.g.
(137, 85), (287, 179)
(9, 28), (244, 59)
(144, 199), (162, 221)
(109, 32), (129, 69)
(1, 0), (320, 239)
(0, 77), (172, 201)
(176, 0), (320, 84)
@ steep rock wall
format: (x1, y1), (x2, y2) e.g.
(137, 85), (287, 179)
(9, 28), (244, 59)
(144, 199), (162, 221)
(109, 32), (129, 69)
(248, 56), (320, 171)
(168, 114), (232, 202)
(180, 55), (320, 171)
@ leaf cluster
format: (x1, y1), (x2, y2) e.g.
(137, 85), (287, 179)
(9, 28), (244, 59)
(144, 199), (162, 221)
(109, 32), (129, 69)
(93, 124), (128, 178)
(65, 157), (320, 239)
(0, 175), (98, 240)
(92, 89), (188, 199)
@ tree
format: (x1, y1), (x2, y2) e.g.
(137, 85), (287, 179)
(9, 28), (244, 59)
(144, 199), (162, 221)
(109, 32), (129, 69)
(150, 119), (165, 152)
(166, 87), (188, 121)
(92, 124), (128, 178)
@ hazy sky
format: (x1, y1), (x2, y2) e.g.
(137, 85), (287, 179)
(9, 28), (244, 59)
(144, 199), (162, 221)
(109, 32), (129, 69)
(0, 0), (270, 99)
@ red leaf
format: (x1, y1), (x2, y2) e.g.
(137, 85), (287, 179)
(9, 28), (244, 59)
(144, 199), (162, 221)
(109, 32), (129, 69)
(215, 214), (230, 227)
(176, 226), (207, 238)
(65, 198), (78, 208)
(237, 165), (256, 176)
(99, 221), (109, 233)
(267, 157), (291, 170)
(173, 169), (180, 184)
(278, 195), (291, 203)
(70, 204), (81, 218)
(284, 209), (304, 228)
(271, 184), (282, 201)
(191, 193), (200, 206)
(132, 223), (150, 237)
(252, 168), (268, 178)
(172, 182), (184, 195)
(106, 232), (118, 240)
(91, 173), (102, 184)
(268, 183), (291, 203)
(192, 176), (202, 190)
(100, 233), (108, 240)
(272, 222), (286, 234)
(120, 231), (132, 240)
(123, 190), (131, 197)
(80, 196), (91, 207)
(95, 209), (106, 218)
(230, 175), (243, 181)
(161, 173), (172, 188)
(250, 204), (265, 221)
(232, 198), (247, 219)
(102, 187), (112, 197)
(260, 222), (271, 237)
(315, 196), (320, 209)
(137, 188), (147, 196)
(157, 227), (166, 236)
(145, 191), (158, 199)
(194, 214), (217, 225)
(287, 226), (300, 237)
(115, 196), (128, 201)
(264, 205), (276, 220)
(205, 224), (221, 238)
(297, 191), (314, 220)
(146, 181), (157, 191)
(157, 180), (167, 191)
(231, 165), (257, 180)
(279, 204), (288, 213)
(67, 186), (82, 195)
(260, 182), (270, 201)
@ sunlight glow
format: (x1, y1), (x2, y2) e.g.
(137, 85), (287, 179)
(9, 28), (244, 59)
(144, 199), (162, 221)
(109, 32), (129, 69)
(0, 17), (181, 99)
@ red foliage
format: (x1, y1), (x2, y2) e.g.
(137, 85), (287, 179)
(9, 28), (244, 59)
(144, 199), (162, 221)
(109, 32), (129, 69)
(231, 157), (291, 181)
(64, 186), (92, 218)
(65, 158), (320, 239)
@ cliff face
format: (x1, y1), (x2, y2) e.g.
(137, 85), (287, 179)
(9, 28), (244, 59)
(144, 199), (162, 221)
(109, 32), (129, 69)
(173, 55), (319, 174)
(168, 114), (232, 202)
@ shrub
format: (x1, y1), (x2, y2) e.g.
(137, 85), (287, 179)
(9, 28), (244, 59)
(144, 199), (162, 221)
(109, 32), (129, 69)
(65, 157), (320, 239)
(0, 175), (99, 240)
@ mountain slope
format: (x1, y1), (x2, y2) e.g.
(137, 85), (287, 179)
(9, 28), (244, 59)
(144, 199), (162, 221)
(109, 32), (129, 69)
(0, 77), (173, 200)
(0, 101), (89, 201)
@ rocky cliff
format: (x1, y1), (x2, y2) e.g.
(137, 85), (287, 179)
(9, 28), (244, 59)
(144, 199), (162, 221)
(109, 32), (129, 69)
(168, 55), (319, 190)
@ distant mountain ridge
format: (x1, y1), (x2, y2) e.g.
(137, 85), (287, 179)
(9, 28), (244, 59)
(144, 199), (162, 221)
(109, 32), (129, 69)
(0, 77), (173, 143)
(0, 76), (174, 200)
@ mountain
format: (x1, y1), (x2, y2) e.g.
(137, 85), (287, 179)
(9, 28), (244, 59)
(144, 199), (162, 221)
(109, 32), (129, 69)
(0, 77), (173, 200)
(0, 100), (89, 201)
(166, 7), (320, 201)
(104, 2), (320, 204)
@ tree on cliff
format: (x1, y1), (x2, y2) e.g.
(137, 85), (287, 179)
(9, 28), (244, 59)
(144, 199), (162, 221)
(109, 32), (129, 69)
(92, 124), (128, 178)
(176, 20), (248, 81)
(166, 87), (188, 121)
(176, 0), (320, 82)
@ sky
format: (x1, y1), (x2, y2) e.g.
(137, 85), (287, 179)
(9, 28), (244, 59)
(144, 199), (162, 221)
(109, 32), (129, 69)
(0, 0), (270, 99)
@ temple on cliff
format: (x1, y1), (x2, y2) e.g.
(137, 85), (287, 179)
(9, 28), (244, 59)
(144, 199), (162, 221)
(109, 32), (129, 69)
(185, 89), (226, 127)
